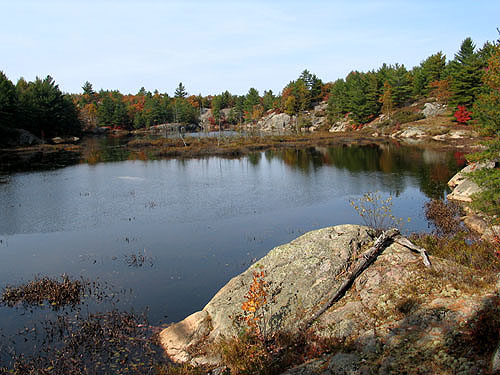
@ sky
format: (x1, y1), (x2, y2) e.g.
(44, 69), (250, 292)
(1, 0), (499, 96)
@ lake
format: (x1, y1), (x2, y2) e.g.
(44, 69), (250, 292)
(0, 139), (464, 346)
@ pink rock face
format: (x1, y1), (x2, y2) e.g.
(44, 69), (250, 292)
(160, 310), (212, 364)
(160, 224), (491, 369)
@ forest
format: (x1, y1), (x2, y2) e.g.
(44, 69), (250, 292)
(0, 36), (499, 140)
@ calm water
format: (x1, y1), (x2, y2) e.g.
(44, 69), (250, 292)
(0, 140), (464, 338)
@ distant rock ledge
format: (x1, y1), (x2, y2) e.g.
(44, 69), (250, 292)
(160, 224), (500, 374)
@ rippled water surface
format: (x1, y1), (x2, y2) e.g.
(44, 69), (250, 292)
(0, 141), (464, 332)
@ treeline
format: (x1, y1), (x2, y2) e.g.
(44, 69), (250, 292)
(0, 74), (80, 138)
(209, 70), (329, 125)
(327, 37), (498, 127)
(77, 82), (200, 130)
(1, 35), (499, 140)
(76, 68), (327, 131)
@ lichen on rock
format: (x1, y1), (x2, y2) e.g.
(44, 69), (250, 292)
(160, 223), (500, 374)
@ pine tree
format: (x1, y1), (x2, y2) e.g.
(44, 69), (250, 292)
(0, 71), (18, 128)
(174, 82), (187, 98)
(243, 88), (260, 121)
(82, 81), (95, 95)
(327, 79), (348, 123)
(390, 64), (412, 107)
(412, 52), (446, 97)
(449, 37), (483, 108)
(211, 95), (222, 123)
(262, 90), (275, 111)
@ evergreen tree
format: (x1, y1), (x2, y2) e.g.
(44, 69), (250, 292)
(389, 64), (412, 107)
(363, 71), (381, 120)
(174, 82), (188, 98)
(344, 71), (380, 123)
(80, 81), (96, 106)
(310, 74), (324, 103)
(82, 81), (95, 95)
(327, 79), (348, 123)
(211, 95), (222, 123)
(17, 75), (81, 136)
(220, 90), (231, 108)
(262, 90), (275, 111)
(299, 69), (314, 88)
(473, 44), (500, 135)
(0, 71), (18, 128)
(233, 96), (245, 124)
(345, 72), (366, 123)
(97, 92), (115, 126)
(412, 52), (446, 97)
(449, 37), (483, 108)
(243, 88), (260, 121)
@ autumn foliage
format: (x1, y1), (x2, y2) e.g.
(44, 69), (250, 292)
(429, 79), (451, 104)
(241, 270), (269, 338)
(454, 105), (472, 124)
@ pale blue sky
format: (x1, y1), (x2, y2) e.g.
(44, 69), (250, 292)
(1, 0), (498, 96)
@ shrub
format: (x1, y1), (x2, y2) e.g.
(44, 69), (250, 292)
(411, 232), (500, 273)
(216, 329), (347, 375)
(241, 270), (270, 339)
(350, 192), (409, 233)
(424, 199), (464, 236)
(454, 105), (472, 124)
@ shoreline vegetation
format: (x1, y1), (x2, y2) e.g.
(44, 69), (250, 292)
(0, 128), (485, 159)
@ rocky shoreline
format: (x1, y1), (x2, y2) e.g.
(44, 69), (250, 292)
(160, 225), (500, 374)
(447, 161), (500, 241)
(157, 164), (500, 374)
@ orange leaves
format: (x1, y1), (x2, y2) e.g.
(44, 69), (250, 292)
(429, 79), (451, 104)
(186, 95), (200, 108)
(241, 270), (269, 336)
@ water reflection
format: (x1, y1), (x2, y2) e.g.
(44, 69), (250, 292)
(1, 136), (465, 202)
(262, 143), (463, 199)
(0, 138), (463, 334)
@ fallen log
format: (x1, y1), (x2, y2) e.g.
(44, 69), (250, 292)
(305, 228), (431, 328)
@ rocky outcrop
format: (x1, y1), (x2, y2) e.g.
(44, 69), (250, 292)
(161, 225), (377, 364)
(254, 102), (329, 132)
(256, 112), (294, 132)
(447, 161), (495, 202)
(422, 102), (447, 118)
(447, 162), (500, 240)
(160, 224), (499, 373)
(199, 108), (212, 130)
(392, 127), (427, 139)
(329, 119), (350, 133)
(52, 136), (80, 144)
(0, 128), (41, 147)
